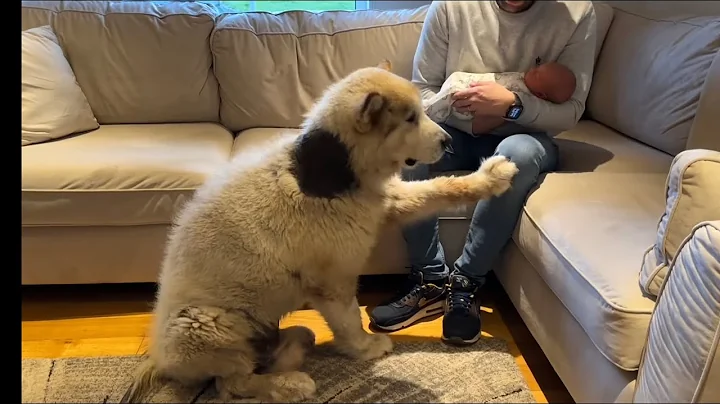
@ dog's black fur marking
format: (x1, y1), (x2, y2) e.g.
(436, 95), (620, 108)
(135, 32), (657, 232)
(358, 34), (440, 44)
(289, 128), (359, 199)
(236, 307), (281, 374)
(249, 329), (281, 374)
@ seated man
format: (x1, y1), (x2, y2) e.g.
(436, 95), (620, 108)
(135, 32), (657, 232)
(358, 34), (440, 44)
(369, 0), (597, 345)
(424, 62), (578, 134)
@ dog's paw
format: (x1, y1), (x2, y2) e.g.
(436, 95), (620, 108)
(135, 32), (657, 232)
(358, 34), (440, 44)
(264, 371), (317, 403)
(476, 155), (519, 196)
(353, 333), (394, 361)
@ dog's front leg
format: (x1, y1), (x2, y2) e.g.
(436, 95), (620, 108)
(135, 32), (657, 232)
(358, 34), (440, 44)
(385, 155), (519, 225)
(311, 295), (393, 361)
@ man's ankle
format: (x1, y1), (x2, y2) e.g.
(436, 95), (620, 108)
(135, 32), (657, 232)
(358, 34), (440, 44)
(449, 270), (486, 290)
(410, 269), (448, 288)
(425, 277), (448, 288)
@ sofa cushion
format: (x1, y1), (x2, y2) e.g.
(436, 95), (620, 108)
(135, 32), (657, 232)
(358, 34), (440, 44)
(211, 7), (427, 132)
(22, 25), (98, 146)
(513, 120), (673, 371)
(20, 1), (220, 124)
(634, 220), (720, 403)
(587, 8), (720, 155)
(640, 149), (720, 298)
(22, 123), (233, 227)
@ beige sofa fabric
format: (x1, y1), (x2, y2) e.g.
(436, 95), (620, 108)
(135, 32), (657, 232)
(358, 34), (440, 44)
(592, 3), (614, 63)
(515, 121), (672, 371)
(688, 49), (720, 153)
(211, 7), (427, 132)
(22, 225), (171, 285)
(634, 221), (720, 403)
(21, 25), (98, 146)
(22, 123), (233, 227)
(21, 1), (220, 124)
(587, 9), (720, 156)
(640, 149), (720, 298)
(21, 1), (55, 31)
(497, 243), (637, 403)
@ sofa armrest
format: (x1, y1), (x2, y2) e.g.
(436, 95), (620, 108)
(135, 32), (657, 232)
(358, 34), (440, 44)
(640, 149), (720, 297)
(634, 220), (720, 403)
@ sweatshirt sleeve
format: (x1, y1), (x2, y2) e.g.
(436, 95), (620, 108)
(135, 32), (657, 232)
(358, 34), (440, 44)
(515, 3), (597, 134)
(411, 1), (449, 102)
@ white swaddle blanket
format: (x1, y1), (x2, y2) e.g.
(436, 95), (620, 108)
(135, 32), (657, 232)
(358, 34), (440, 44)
(423, 71), (528, 123)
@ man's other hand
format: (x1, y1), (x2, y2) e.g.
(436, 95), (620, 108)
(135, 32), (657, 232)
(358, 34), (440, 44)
(452, 81), (514, 117)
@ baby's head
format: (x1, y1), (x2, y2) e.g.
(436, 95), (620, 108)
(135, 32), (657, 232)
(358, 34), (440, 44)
(524, 62), (576, 104)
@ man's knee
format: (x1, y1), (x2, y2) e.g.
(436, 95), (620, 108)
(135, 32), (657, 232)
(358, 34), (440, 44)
(401, 163), (431, 182)
(494, 133), (557, 176)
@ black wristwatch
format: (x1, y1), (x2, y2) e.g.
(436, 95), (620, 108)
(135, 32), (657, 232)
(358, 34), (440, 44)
(504, 92), (523, 121)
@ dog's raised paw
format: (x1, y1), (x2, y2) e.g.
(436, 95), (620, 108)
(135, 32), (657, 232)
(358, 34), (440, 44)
(477, 155), (519, 196)
(264, 371), (317, 403)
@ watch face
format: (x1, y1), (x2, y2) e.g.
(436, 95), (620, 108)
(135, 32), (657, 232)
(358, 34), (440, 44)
(506, 105), (523, 120)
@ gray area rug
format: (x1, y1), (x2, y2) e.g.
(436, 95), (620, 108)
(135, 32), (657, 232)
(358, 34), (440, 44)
(22, 339), (536, 403)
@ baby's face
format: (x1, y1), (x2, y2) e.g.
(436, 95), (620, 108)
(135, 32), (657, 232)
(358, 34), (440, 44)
(524, 63), (576, 104)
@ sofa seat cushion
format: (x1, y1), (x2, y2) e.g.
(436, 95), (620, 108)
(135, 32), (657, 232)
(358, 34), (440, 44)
(513, 120), (674, 371)
(22, 123), (233, 227)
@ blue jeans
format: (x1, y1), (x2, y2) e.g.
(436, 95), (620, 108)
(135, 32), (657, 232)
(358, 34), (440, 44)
(401, 124), (559, 286)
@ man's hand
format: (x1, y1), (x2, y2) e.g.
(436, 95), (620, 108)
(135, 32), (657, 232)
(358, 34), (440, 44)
(452, 81), (515, 117)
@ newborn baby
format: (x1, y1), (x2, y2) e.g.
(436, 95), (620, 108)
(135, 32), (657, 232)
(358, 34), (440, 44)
(424, 62), (577, 129)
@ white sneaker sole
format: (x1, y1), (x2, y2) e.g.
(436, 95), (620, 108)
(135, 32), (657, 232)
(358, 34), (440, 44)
(441, 331), (482, 346)
(371, 300), (446, 332)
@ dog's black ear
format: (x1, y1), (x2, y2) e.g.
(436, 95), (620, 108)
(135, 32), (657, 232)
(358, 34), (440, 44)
(289, 129), (358, 199)
(356, 92), (387, 133)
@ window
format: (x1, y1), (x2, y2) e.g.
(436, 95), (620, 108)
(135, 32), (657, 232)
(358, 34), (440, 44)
(199, 1), (370, 13)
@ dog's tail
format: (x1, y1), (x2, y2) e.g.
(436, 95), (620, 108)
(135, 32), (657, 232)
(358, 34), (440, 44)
(119, 357), (162, 403)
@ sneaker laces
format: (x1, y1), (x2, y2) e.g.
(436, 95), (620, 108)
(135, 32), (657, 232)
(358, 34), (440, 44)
(447, 288), (474, 312)
(447, 274), (477, 313)
(395, 283), (424, 307)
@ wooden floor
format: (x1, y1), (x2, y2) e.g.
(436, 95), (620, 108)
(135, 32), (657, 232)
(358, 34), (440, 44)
(21, 275), (573, 403)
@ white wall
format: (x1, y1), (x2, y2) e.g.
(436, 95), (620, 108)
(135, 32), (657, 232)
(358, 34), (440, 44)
(368, 0), (432, 10)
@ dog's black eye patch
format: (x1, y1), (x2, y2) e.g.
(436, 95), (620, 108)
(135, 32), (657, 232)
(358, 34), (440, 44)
(289, 128), (359, 199)
(406, 112), (417, 124)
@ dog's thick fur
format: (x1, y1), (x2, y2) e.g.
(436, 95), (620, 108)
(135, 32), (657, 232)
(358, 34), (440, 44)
(120, 61), (519, 403)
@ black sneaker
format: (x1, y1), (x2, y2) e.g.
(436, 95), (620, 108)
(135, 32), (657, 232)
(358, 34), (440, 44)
(370, 271), (447, 331)
(442, 273), (482, 345)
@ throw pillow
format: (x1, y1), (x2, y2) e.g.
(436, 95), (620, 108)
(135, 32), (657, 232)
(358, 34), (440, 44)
(22, 25), (98, 146)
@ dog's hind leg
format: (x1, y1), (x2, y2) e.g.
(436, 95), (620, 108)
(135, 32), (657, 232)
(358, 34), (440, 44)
(192, 315), (316, 402)
(264, 326), (316, 373)
(385, 155), (519, 225)
(216, 369), (317, 403)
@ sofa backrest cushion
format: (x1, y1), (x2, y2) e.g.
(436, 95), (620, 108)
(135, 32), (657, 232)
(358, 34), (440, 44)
(211, 7), (428, 132)
(20, 1), (220, 125)
(587, 3), (720, 156)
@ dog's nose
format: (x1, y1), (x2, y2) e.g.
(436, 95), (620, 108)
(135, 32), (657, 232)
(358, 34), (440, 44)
(440, 133), (454, 154)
